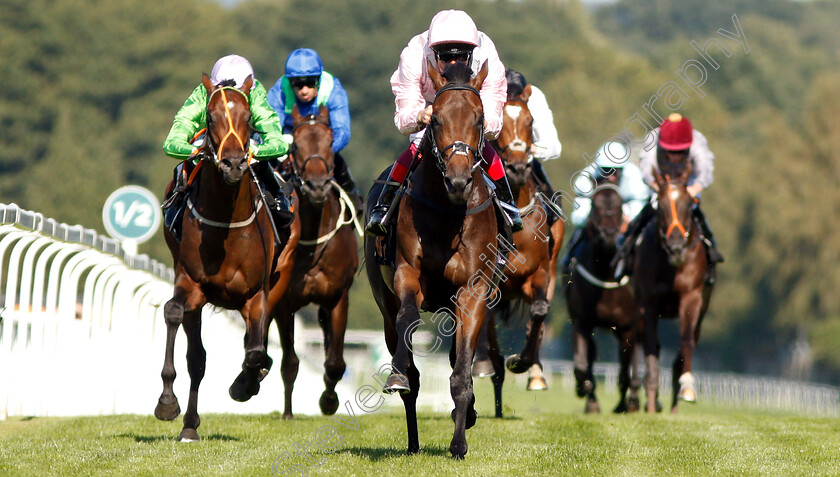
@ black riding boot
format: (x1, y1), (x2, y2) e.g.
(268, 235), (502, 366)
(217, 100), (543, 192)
(493, 175), (524, 232)
(613, 202), (655, 277)
(334, 153), (363, 212)
(162, 161), (193, 242)
(254, 161), (294, 229)
(693, 206), (724, 263)
(365, 180), (400, 236)
(531, 160), (558, 227)
(560, 227), (585, 276)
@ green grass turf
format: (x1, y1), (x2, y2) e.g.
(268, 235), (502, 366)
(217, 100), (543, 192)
(2, 375), (840, 476)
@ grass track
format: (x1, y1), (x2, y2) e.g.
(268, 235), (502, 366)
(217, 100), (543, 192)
(3, 376), (840, 476)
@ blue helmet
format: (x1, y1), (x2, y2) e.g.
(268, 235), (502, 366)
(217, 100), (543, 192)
(285, 48), (324, 78)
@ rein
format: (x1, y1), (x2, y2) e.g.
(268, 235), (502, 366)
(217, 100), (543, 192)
(573, 262), (630, 289)
(298, 180), (363, 246)
(186, 196), (263, 228)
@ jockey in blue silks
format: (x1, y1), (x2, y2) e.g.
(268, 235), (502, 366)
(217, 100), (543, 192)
(267, 48), (360, 206)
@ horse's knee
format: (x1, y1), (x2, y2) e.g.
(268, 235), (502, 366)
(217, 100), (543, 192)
(530, 299), (550, 317)
(164, 300), (184, 325)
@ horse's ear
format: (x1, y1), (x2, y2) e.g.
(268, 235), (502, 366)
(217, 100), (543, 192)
(241, 74), (253, 95)
(291, 103), (302, 125)
(521, 84), (532, 102)
(317, 104), (330, 125)
(427, 57), (446, 90)
(680, 159), (693, 184)
(652, 165), (667, 190)
(470, 60), (488, 91)
(202, 73), (214, 94)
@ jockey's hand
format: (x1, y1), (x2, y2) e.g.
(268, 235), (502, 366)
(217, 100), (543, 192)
(417, 105), (433, 126)
(687, 183), (703, 198)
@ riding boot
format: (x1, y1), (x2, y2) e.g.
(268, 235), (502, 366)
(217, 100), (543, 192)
(493, 176), (525, 232)
(162, 161), (192, 241)
(560, 227), (585, 276)
(530, 160), (558, 227)
(365, 180), (400, 236)
(254, 161), (294, 229)
(613, 202), (655, 278)
(334, 153), (363, 213)
(693, 206), (724, 263)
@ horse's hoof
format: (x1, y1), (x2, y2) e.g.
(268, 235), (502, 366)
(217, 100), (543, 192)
(677, 387), (697, 403)
(283, 413), (294, 421)
(382, 373), (410, 394)
(646, 400), (663, 413)
(178, 428), (200, 442)
(449, 442), (468, 460)
(319, 390), (340, 415)
(229, 371), (260, 402)
(585, 399), (601, 414)
(527, 376), (548, 391)
(627, 396), (641, 413)
(505, 354), (531, 374)
(154, 397), (181, 421)
(472, 360), (495, 378)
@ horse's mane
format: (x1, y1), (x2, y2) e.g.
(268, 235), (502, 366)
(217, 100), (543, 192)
(441, 61), (473, 84)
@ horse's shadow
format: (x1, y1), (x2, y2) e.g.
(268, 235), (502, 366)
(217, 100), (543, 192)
(336, 445), (450, 460)
(116, 432), (239, 443)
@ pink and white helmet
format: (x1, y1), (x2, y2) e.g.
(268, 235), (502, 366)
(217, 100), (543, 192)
(210, 54), (255, 90)
(428, 10), (479, 48)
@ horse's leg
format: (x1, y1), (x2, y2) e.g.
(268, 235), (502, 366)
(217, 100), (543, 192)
(526, 321), (549, 391)
(178, 310), (206, 442)
(318, 292), (348, 416)
(155, 282), (204, 421)
(673, 290), (704, 411)
(642, 309), (662, 413)
(386, 267), (424, 454)
(613, 328), (635, 413)
(572, 323), (597, 409)
(275, 308), (298, 419)
(449, 293), (486, 459)
(485, 311), (505, 418)
(506, 273), (549, 374)
(229, 292), (271, 402)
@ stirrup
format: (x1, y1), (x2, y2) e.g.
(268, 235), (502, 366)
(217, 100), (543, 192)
(499, 201), (524, 232)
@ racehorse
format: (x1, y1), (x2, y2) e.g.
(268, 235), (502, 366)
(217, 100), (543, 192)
(272, 104), (360, 419)
(632, 162), (714, 413)
(155, 74), (299, 441)
(478, 94), (565, 417)
(364, 61), (498, 459)
(565, 182), (640, 414)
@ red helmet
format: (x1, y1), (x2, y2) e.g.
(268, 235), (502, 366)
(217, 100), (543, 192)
(658, 113), (693, 151)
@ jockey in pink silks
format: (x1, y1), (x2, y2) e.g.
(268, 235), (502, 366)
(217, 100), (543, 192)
(365, 9), (524, 236)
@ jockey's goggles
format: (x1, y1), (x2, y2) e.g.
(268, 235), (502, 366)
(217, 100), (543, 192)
(434, 44), (474, 63)
(290, 76), (319, 89)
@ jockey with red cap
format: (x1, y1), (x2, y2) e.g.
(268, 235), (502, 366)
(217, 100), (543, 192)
(365, 9), (524, 237)
(615, 113), (724, 277)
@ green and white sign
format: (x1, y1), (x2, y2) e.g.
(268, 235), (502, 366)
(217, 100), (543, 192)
(102, 185), (161, 244)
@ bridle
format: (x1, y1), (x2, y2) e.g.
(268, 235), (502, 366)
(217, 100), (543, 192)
(589, 183), (622, 238)
(425, 83), (485, 175)
(289, 114), (334, 188)
(658, 175), (697, 251)
(203, 86), (252, 166)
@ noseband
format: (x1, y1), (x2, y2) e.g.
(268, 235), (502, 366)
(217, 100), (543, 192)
(426, 83), (485, 174)
(204, 87), (252, 166)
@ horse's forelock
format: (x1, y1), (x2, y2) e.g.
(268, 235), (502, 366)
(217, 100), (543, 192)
(216, 79), (237, 88)
(442, 61), (473, 84)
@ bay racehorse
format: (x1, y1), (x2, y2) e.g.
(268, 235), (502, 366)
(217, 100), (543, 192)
(478, 94), (565, 417)
(155, 74), (299, 441)
(365, 61), (498, 459)
(565, 182), (640, 413)
(632, 162), (714, 413)
(272, 104), (360, 419)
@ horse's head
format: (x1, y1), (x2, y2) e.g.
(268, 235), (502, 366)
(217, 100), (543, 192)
(290, 105), (333, 205)
(202, 73), (253, 184)
(495, 89), (534, 189)
(653, 163), (696, 266)
(426, 59), (487, 205)
(587, 183), (623, 248)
